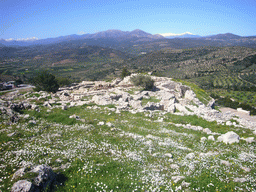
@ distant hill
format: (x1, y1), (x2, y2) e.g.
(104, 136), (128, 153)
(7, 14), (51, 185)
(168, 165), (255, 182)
(0, 47), (19, 58)
(126, 46), (256, 79)
(203, 33), (242, 40)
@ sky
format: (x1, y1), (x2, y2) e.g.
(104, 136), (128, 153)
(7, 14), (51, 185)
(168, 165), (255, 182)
(1, 0), (256, 40)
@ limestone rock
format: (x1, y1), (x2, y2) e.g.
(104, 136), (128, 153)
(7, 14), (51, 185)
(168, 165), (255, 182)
(98, 121), (105, 126)
(172, 176), (185, 183)
(241, 166), (251, 172)
(69, 114), (79, 119)
(43, 101), (52, 107)
(106, 122), (113, 127)
(164, 153), (173, 158)
(92, 95), (112, 105)
(160, 92), (175, 101)
(208, 135), (215, 141)
(133, 95), (143, 101)
(234, 177), (247, 183)
(207, 99), (215, 108)
(23, 103), (32, 110)
(111, 78), (122, 85)
(109, 94), (122, 101)
(181, 181), (191, 188)
(62, 105), (68, 110)
(217, 131), (240, 144)
(167, 104), (176, 113)
(201, 137), (207, 142)
(129, 100), (142, 109)
(203, 128), (212, 134)
(185, 153), (195, 160)
(30, 165), (56, 189)
(119, 92), (130, 102)
(31, 104), (38, 110)
(170, 164), (180, 169)
(184, 89), (196, 101)
(174, 103), (191, 114)
(24, 114), (30, 119)
(220, 160), (231, 166)
(7, 132), (19, 137)
(242, 137), (255, 143)
(226, 121), (233, 126)
(12, 168), (26, 180)
(11, 180), (36, 192)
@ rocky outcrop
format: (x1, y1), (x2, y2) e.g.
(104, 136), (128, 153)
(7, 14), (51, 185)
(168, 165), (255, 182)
(10, 102), (31, 112)
(217, 131), (240, 144)
(1, 73), (256, 129)
(11, 165), (56, 192)
(11, 180), (37, 192)
(31, 165), (56, 189)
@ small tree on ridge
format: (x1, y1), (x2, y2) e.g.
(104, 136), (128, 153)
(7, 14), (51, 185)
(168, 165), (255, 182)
(32, 71), (59, 93)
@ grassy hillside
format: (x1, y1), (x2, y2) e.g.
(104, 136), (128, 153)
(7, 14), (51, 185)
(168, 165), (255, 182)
(1, 87), (256, 191)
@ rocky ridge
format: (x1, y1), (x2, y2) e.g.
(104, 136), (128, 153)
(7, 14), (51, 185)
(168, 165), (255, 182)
(55, 74), (255, 129)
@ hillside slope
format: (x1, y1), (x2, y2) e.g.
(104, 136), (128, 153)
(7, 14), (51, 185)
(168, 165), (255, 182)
(1, 74), (256, 191)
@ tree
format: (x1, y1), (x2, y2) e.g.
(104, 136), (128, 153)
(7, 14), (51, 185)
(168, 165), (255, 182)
(14, 78), (23, 86)
(32, 71), (59, 93)
(121, 67), (131, 79)
(56, 77), (72, 87)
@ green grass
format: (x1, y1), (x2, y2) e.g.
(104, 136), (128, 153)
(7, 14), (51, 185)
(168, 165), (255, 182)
(55, 159), (144, 192)
(187, 168), (241, 192)
(141, 96), (161, 106)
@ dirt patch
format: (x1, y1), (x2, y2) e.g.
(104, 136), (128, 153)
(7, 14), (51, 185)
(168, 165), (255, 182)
(220, 107), (256, 122)
(52, 59), (76, 66)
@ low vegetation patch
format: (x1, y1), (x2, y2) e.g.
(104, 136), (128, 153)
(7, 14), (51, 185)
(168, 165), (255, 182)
(130, 75), (154, 90)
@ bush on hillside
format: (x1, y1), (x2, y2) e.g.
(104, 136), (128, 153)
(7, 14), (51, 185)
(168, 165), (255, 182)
(121, 67), (131, 79)
(130, 75), (154, 90)
(56, 77), (72, 87)
(32, 71), (59, 93)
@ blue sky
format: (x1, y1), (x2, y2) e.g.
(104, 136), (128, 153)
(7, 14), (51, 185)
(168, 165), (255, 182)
(1, 0), (255, 40)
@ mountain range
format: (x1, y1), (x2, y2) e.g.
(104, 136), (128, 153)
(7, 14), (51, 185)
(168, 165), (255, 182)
(1, 29), (256, 47)
(0, 29), (163, 47)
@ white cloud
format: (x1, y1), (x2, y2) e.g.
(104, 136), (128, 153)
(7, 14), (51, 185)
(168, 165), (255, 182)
(78, 31), (87, 35)
(17, 37), (39, 41)
(5, 38), (15, 41)
(5, 37), (38, 41)
(158, 32), (194, 37)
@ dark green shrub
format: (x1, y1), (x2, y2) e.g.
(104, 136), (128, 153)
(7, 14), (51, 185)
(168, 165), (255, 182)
(121, 67), (131, 79)
(32, 71), (59, 93)
(130, 75), (154, 90)
(14, 78), (23, 86)
(56, 77), (72, 87)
